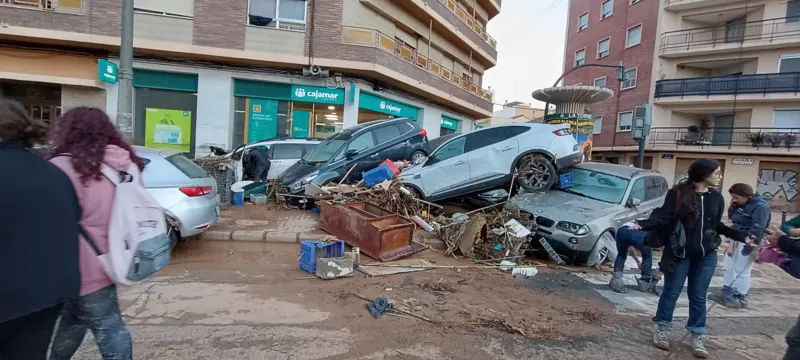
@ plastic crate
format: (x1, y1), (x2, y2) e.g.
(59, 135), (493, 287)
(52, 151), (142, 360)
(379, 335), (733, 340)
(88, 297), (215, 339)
(362, 164), (393, 188)
(299, 240), (346, 274)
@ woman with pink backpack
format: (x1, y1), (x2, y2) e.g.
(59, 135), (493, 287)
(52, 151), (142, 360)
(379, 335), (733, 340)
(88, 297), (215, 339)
(47, 107), (142, 360)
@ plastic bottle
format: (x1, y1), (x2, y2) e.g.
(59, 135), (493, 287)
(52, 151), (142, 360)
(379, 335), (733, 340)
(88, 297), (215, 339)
(512, 267), (538, 278)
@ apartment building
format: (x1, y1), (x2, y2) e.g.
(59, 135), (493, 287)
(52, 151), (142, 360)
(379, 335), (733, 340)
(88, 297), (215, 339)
(0, 0), (500, 154)
(474, 101), (545, 128)
(561, 0), (659, 164)
(645, 0), (800, 214)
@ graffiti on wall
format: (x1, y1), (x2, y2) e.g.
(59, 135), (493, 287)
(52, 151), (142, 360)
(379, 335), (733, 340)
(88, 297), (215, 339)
(757, 166), (800, 212)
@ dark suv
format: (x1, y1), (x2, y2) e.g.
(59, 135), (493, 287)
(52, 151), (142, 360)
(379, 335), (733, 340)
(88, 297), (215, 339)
(276, 118), (431, 195)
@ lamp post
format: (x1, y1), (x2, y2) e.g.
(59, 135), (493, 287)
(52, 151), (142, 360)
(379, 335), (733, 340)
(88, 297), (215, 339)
(116, 0), (134, 140)
(543, 61), (624, 117)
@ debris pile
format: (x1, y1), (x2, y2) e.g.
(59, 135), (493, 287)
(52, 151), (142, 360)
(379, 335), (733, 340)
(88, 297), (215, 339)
(193, 155), (235, 206)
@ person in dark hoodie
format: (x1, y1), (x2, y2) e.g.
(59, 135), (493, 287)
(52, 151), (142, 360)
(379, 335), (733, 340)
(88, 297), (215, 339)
(715, 183), (771, 309)
(0, 98), (81, 359)
(763, 228), (800, 360)
(629, 159), (748, 358)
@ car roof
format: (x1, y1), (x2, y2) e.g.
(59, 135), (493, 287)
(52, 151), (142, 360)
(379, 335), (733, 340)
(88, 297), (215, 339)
(574, 162), (661, 179)
(133, 145), (178, 159)
(347, 118), (417, 133)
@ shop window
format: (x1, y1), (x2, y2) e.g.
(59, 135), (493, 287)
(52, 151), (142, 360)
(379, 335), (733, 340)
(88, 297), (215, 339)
(271, 143), (304, 160)
(248, 0), (307, 31)
(440, 127), (456, 136)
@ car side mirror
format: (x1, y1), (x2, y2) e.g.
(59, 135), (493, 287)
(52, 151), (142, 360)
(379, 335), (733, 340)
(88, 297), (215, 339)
(345, 149), (359, 159)
(627, 198), (642, 208)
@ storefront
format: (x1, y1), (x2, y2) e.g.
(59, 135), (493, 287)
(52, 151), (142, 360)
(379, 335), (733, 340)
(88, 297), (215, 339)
(232, 80), (345, 147)
(133, 69), (199, 154)
(440, 115), (460, 135)
(357, 92), (419, 124)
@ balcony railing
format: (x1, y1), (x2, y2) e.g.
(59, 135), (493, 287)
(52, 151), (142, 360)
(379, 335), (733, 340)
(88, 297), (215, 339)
(660, 17), (800, 53)
(437, 0), (497, 49)
(342, 27), (494, 103)
(654, 72), (800, 98)
(649, 127), (800, 149)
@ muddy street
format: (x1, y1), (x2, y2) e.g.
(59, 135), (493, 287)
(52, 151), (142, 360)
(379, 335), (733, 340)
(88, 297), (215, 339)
(61, 240), (792, 360)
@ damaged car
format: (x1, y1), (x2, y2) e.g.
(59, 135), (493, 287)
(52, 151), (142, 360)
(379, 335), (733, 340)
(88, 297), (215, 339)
(399, 123), (583, 202)
(505, 162), (669, 266)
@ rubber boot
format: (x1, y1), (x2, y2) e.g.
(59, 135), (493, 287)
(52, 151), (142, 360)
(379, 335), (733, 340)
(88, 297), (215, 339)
(721, 285), (743, 309)
(609, 271), (627, 293)
(637, 274), (661, 295)
(735, 292), (749, 309)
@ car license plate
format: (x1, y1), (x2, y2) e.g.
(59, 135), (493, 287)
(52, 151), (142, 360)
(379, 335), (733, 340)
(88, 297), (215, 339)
(559, 173), (573, 188)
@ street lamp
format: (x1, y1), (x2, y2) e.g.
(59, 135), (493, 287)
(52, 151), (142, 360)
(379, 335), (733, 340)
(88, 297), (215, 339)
(543, 61), (624, 117)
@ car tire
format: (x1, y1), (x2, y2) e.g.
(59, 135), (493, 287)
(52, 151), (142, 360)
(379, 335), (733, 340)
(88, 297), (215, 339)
(585, 231), (616, 267)
(410, 150), (427, 165)
(169, 226), (180, 249)
(516, 154), (556, 192)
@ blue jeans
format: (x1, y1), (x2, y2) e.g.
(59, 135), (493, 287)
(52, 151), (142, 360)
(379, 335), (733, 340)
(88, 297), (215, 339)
(653, 253), (718, 335)
(50, 285), (132, 360)
(614, 226), (653, 281)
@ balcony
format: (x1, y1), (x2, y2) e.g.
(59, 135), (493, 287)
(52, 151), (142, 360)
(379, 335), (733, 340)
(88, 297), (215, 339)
(655, 72), (800, 100)
(660, 17), (800, 57)
(434, 0), (497, 50)
(648, 127), (800, 153)
(341, 26), (494, 111)
(664, 0), (743, 12)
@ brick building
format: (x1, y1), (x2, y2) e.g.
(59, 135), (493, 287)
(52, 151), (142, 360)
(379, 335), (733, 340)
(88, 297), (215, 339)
(561, 0), (658, 165)
(0, 0), (500, 154)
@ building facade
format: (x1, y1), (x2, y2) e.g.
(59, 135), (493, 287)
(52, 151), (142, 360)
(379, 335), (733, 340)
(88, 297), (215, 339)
(0, 0), (500, 154)
(561, 0), (659, 163)
(474, 101), (546, 128)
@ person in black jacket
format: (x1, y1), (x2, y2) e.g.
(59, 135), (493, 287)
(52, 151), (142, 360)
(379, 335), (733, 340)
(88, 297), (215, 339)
(0, 98), (81, 359)
(630, 159), (748, 358)
(763, 228), (800, 360)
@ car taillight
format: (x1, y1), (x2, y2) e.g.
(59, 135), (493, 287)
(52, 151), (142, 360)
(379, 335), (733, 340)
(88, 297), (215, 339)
(180, 186), (213, 197)
(553, 128), (571, 136)
(418, 129), (427, 137)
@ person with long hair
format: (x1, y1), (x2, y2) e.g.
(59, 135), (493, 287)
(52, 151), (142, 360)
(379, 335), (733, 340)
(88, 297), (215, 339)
(715, 183), (770, 309)
(47, 107), (143, 360)
(0, 98), (81, 359)
(629, 159), (749, 358)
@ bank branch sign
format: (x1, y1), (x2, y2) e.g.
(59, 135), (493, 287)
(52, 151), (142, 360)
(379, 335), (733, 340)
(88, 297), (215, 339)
(97, 59), (118, 84)
(290, 85), (344, 105)
(359, 92), (419, 119)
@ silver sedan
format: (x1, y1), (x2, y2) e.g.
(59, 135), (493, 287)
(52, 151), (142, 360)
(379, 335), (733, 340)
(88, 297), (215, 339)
(135, 147), (220, 247)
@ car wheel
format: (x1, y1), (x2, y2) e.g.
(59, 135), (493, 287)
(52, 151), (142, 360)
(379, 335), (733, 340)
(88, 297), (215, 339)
(411, 150), (427, 165)
(169, 226), (180, 249)
(516, 154), (556, 192)
(585, 231), (616, 267)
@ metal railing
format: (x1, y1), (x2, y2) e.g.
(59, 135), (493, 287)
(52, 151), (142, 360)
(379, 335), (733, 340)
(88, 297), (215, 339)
(654, 72), (800, 97)
(342, 26), (494, 103)
(660, 17), (800, 53)
(437, 0), (497, 49)
(648, 127), (800, 149)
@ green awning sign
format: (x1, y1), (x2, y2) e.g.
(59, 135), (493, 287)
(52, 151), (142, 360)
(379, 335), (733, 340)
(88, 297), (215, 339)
(475, 125), (484, 129)
(98, 59), (118, 84)
(359, 92), (419, 119)
(290, 85), (344, 104)
(441, 116), (459, 131)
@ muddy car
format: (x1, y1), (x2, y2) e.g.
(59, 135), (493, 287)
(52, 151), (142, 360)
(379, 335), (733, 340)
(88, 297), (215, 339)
(504, 162), (669, 266)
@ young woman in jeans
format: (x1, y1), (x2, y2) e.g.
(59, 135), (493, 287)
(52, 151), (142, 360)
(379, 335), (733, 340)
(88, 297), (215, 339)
(47, 107), (144, 360)
(630, 159), (748, 358)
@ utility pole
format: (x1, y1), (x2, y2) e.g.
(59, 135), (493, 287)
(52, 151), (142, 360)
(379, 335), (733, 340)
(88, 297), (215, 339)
(116, 0), (135, 140)
(632, 105), (652, 169)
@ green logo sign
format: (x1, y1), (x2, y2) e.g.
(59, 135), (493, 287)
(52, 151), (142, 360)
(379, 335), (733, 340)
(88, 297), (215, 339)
(97, 59), (118, 84)
(359, 92), (419, 119)
(441, 116), (459, 131)
(290, 85), (344, 105)
(475, 125), (485, 129)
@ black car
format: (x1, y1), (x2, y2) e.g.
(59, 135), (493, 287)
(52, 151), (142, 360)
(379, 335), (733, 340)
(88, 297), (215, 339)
(276, 118), (431, 195)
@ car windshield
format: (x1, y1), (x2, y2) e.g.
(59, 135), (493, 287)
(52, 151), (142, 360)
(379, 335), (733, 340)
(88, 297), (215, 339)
(557, 168), (631, 204)
(303, 131), (353, 163)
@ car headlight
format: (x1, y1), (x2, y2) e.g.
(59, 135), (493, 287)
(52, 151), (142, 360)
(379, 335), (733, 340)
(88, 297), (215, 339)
(556, 221), (590, 235)
(292, 171), (319, 190)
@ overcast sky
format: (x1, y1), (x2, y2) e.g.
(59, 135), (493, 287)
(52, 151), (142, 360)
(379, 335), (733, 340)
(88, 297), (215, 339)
(483, 0), (568, 110)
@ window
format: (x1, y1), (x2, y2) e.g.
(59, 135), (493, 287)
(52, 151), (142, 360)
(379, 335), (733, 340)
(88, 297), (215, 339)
(373, 125), (402, 143)
(626, 24), (642, 47)
(617, 111), (633, 131)
(773, 109), (800, 130)
(601, 0), (613, 19)
(597, 38), (610, 58)
(506, 126), (530, 137)
(465, 127), (505, 152)
(592, 116), (603, 134)
(779, 54), (800, 73)
(3, 0), (82, 10)
(575, 49), (586, 66)
(134, 0), (193, 17)
(347, 131), (375, 153)
(271, 144), (304, 160)
(629, 178), (646, 202)
(166, 154), (209, 179)
(248, 0), (307, 31)
(431, 137), (466, 164)
(593, 76), (606, 88)
(645, 176), (669, 201)
(578, 12), (589, 31)
(788, 0), (800, 23)
(621, 68), (637, 89)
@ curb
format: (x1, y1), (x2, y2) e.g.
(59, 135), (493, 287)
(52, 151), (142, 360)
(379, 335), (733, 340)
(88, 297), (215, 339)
(200, 230), (331, 244)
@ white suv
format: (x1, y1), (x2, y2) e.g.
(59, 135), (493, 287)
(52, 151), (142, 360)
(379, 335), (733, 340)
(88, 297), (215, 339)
(400, 124), (582, 202)
(226, 138), (321, 182)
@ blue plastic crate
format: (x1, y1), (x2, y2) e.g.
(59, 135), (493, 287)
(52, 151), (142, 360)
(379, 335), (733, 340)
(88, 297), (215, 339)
(362, 164), (393, 188)
(559, 172), (573, 188)
(299, 240), (346, 274)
